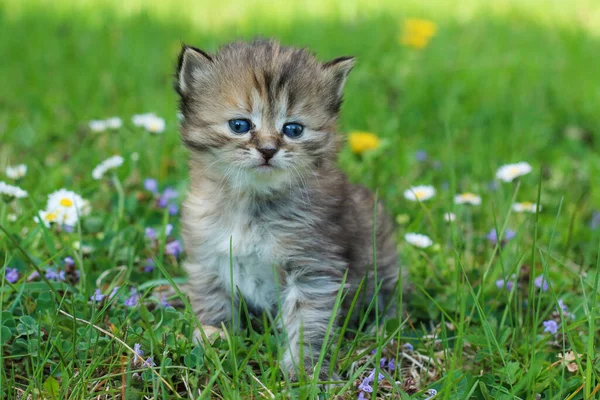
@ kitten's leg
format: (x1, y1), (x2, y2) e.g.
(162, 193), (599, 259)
(184, 263), (235, 338)
(280, 271), (342, 380)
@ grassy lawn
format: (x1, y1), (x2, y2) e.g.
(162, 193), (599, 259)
(2, 0), (600, 398)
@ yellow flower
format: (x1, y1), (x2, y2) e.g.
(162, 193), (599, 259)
(348, 131), (380, 154)
(400, 18), (437, 49)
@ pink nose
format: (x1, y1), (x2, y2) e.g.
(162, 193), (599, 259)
(258, 147), (278, 161)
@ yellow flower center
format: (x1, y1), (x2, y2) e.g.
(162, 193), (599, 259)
(414, 189), (427, 199)
(462, 193), (477, 200)
(45, 212), (58, 222)
(60, 198), (73, 207)
(520, 202), (533, 208)
(509, 166), (520, 176)
(349, 132), (380, 154)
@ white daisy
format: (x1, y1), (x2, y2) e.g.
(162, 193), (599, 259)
(496, 162), (532, 182)
(92, 155), (124, 180)
(444, 212), (456, 222)
(6, 164), (27, 180)
(405, 232), (433, 248)
(0, 181), (28, 199)
(512, 201), (541, 213)
(144, 115), (166, 134)
(404, 185), (436, 202)
(47, 189), (89, 215)
(454, 192), (482, 206)
(34, 209), (60, 227)
(89, 120), (107, 132)
(105, 117), (123, 130)
(73, 241), (94, 254)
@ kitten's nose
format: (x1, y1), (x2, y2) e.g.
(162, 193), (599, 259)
(258, 147), (278, 162)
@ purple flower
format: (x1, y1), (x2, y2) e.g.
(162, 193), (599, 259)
(424, 389), (438, 400)
(370, 349), (376, 355)
(90, 289), (105, 302)
(133, 343), (144, 357)
(144, 178), (159, 193)
(143, 258), (155, 273)
(168, 203), (179, 216)
(534, 274), (549, 292)
(590, 211), (600, 230)
(379, 357), (387, 368)
(543, 320), (558, 334)
(124, 289), (139, 307)
(62, 224), (75, 233)
(495, 279), (514, 291)
(403, 343), (414, 352)
(45, 268), (65, 281)
(165, 240), (183, 257)
(415, 150), (428, 162)
(28, 271), (40, 280)
(165, 224), (173, 237)
(64, 257), (75, 267)
(5, 268), (19, 283)
(160, 295), (172, 308)
(358, 392), (367, 400)
(388, 358), (396, 371)
(145, 227), (156, 240)
(158, 187), (178, 208)
(358, 380), (373, 393)
(144, 357), (156, 368)
(109, 286), (120, 298)
(486, 229), (516, 245)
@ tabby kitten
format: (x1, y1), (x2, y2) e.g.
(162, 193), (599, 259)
(175, 39), (399, 379)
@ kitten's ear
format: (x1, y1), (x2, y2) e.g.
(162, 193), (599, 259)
(176, 45), (213, 96)
(323, 56), (355, 97)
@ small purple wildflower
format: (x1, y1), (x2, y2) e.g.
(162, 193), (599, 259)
(5, 268), (19, 283)
(358, 380), (373, 393)
(495, 279), (514, 291)
(486, 229), (516, 245)
(90, 289), (105, 302)
(144, 178), (159, 193)
(590, 211), (600, 230)
(370, 349), (376, 355)
(133, 343), (144, 357)
(415, 150), (428, 161)
(28, 271), (40, 280)
(143, 258), (155, 273)
(165, 240), (183, 257)
(64, 256), (75, 267)
(160, 295), (172, 308)
(109, 286), (120, 299)
(162, 187), (178, 201)
(543, 320), (558, 334)
(379, 357), (387, 368)
(424, 389), (438, 400)
(62, 224), (75, 233)
(145, 227), (157, 240)
(534, 274), (549, 292)
(45, 268), (66, 281)
(124, 289), (139, 307)
(403, 343), (414, 352)
(388, 358), (395, 371)
(557, 299), (575, 320)
(165, 223), (173, 237)
(168, 203), (179, 216)
(144, 357), (156, 368)
(358, 392), (367, 400)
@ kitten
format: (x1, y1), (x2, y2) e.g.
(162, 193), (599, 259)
(175, 39), (399, 379)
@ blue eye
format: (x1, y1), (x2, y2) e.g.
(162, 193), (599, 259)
(228, 119), (252, 134)
(282, 123), (304, 138)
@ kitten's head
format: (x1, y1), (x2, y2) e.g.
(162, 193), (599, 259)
(175, 39), (354, 192)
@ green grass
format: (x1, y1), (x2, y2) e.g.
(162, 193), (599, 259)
(2, 0), (600, 398)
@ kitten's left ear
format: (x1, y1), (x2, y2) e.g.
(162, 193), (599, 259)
(323, 56), (355, 97)
(176, 45), (213, 97)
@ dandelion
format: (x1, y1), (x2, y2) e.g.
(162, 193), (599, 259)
(165, 240), (183, 257)
(124, 289), (139, 307)
(543, 320), (558, 334)
(105, 117), (122, 130)
(348, 131), (380, 154)
(534, 274), (549, 291)
(444, 212), (455, 222)
(512, 202), (541, 213)
(403, 185), (435, 202)
(5, 164), (27, 180)
(5, 268), (19, 283)
(454, 192), (482, 206)
(400, 18), (437, 49)
(89, 120), (107, 132)
(92, 155), (124, 180)
(143, 178), (159, 193)
(0, 181), (28, 200)
(405, 233), (433, 248)
(495, 162), (532, 182)
(90, 289), (105, 302)
(486, 228), (516, 245)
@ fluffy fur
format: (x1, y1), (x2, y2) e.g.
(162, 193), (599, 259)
(175, 39), (399, 378)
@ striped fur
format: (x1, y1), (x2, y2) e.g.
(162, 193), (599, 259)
(175, 39), (400, 379)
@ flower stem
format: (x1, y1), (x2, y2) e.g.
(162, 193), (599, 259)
(112, 174), (125, 228)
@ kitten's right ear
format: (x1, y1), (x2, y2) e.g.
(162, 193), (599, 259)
(176, 45), (213, 96)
